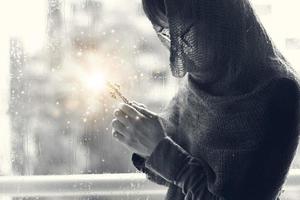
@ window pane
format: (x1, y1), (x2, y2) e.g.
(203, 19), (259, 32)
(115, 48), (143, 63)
(0, 0), (178, 176)
(0, 1), (299, 199)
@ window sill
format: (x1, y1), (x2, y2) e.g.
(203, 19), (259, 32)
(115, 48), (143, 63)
(0, 170), (299, 198)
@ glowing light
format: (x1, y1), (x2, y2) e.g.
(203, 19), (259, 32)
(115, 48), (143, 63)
(86, 72), (106, 92)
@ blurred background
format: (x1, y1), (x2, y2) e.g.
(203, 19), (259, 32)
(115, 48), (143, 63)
(0, 0), (300, 199)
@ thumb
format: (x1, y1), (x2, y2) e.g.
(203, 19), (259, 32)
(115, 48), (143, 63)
(131, 101), (147, 109)
(131, 102), (156, 118)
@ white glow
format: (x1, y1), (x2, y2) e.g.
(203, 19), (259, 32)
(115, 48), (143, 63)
(1, 0), (46, 55)
(86, 72), (106, 92)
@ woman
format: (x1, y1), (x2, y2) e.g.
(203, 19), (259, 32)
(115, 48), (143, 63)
(111, 0), (300, 199)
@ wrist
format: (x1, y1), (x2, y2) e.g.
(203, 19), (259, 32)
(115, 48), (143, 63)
(149, 135), (168, 156)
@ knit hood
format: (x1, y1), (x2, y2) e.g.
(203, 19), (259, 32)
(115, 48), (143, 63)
(163, 0), (278, 81)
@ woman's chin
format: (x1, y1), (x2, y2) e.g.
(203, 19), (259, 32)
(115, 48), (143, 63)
(171, 70), (187, 78)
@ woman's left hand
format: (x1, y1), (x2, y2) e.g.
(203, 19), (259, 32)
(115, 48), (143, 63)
(111, 102), (165, 157)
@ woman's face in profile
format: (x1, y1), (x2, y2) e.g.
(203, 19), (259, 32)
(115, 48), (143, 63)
(153, 22), (213, 76)
(144, 0), (215, 77)
(153, 24), (171, 49)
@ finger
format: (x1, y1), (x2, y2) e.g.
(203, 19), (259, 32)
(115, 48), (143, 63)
(111, 119), (128, 134)
(131, 101), (146, 108)
(132, 106), (156, 119)
(114, 109), (131, 126)
(112, 118), (135, 139)
(112, 130), (126, 142)
(119, 103), (140, 119)
(130, 102), (154, 118)
(131, 102), (147, 114)
(112, 130), (137, 151)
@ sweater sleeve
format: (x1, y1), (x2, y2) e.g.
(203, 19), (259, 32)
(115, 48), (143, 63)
(144, 78), (300, 200)
(145, 137), (223, 199)
(131, 93), (181, 186)
(131, 153), (170, 186)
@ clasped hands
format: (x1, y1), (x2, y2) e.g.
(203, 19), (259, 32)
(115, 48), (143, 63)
(111, 102), (165, 158)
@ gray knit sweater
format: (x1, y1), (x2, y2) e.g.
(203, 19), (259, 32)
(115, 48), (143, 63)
(133, 0), (300, 199)
(132, 72), (300, 200)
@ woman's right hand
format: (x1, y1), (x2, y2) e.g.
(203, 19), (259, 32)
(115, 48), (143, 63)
(111, 101), (166, 158)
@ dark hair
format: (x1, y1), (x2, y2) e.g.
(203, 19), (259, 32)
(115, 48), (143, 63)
(142, 0), (168, 28)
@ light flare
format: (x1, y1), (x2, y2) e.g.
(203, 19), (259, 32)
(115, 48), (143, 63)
(86, 72), (106, 92)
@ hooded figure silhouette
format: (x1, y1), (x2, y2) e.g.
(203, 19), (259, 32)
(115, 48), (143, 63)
(143, 0), (295, 93)
(130, 0), (300, 199)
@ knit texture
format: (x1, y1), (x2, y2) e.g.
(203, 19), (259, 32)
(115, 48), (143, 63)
(133, 0), (300, 199)
(163, 0), (276, 80)
(133, 74), (300, 200)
